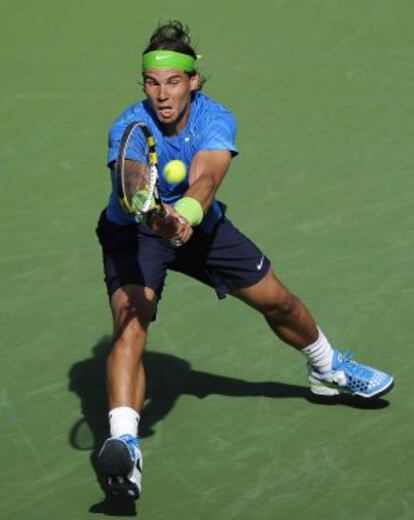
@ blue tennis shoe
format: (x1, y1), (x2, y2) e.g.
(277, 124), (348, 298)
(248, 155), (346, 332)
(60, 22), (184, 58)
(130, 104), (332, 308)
(308, 349), (394, 398)
(97, 434), (142, 500)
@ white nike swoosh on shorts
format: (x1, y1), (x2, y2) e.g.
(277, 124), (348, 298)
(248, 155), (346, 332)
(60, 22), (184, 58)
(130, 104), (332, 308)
(256, 256), (264, 270)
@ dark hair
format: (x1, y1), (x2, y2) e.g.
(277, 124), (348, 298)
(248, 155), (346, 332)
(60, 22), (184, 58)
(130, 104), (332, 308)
(143, 20), (206, 89)
(144, 20), (196, 57)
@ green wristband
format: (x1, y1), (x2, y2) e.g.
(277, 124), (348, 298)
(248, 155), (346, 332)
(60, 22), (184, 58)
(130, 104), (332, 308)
(174, 197), (203, 226)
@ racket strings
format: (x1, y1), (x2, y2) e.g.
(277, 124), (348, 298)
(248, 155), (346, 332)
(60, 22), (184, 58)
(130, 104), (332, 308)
(117, 122), (164, 218)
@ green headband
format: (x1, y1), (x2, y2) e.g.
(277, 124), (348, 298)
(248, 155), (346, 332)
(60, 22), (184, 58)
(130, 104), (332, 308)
(142, 50), (196, 72)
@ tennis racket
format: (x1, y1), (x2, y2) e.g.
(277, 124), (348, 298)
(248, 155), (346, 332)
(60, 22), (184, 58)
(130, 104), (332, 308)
(116, 121), (166, 221)
(116, 121), (183, 246)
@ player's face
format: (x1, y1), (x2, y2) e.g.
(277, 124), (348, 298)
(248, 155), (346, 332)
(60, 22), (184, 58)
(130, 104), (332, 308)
(143, 69), (199, 133)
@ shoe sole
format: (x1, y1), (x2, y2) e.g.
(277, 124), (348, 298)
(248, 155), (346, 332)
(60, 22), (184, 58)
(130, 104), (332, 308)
(105, 476), (140, 499)
(97, 439), (141, 500)
(97, 439), (134, 476)
(310, 377), (394, 399)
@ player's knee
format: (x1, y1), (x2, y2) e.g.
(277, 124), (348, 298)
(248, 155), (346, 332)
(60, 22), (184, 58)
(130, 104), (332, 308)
(111, 286), (157, 327)
(112, 301), (154, 349)
(114, 294), (156, 329)
(115, 316), (146, 342)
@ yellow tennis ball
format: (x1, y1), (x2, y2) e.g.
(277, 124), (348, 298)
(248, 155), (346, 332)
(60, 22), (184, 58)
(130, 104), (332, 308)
(163, 160), (187, 184)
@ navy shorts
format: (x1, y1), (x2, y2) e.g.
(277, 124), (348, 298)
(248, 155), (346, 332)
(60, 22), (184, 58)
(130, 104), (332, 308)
(96, 209), (271, 300)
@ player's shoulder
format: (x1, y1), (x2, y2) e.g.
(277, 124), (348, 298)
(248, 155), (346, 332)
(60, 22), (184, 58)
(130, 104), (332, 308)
(189, 93), (238, 154)
(190, 92), (237, 137)
(192, 92), (235, 121)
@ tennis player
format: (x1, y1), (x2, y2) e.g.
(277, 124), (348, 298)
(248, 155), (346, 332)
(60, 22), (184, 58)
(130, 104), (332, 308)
(95, 21), (393, 499)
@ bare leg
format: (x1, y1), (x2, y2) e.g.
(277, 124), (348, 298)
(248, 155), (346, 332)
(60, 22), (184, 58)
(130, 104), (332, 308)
(96, 285), (155, 498)
(232, 267), (393, 399)
(107, 284), (157, 412)
(231, 267), (318, 349)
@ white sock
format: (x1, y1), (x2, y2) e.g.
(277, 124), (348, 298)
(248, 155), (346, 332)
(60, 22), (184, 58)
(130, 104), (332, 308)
(302, 327), (334, 373)
(109, 406), (140, 438)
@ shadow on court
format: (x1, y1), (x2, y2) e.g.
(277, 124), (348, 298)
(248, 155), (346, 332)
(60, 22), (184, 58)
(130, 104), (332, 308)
(68, 336), (390, 515)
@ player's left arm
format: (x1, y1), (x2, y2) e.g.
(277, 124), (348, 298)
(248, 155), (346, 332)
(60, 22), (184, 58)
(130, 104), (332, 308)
(186, 149), (232, 211)
(152, 108), (236, 243)
(151, 150), (232, 243)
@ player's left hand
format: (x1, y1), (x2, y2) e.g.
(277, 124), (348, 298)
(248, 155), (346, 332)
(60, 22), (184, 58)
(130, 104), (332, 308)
(147, 204), (194, 244)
